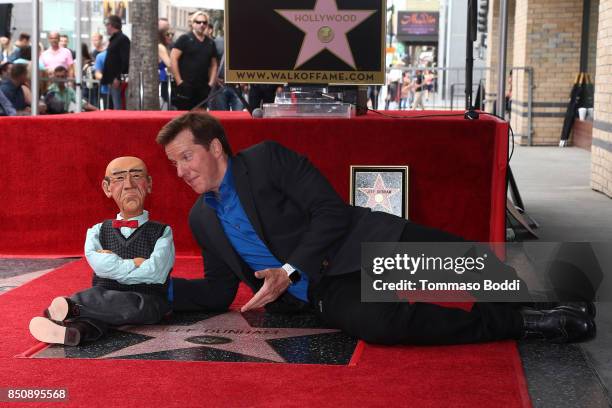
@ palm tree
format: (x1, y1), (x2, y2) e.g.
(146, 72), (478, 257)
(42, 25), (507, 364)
(126, 0), (159, 110)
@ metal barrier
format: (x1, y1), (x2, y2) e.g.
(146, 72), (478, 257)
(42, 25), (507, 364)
(383, 65), (534, 146)
(449, 80), (486, 111)
(382, 65), (491, 111)
(24, 71), (172, 113)
(484, 66), (534, 145)
(29, 66), (533, 122)
(35, 76), (102, 110)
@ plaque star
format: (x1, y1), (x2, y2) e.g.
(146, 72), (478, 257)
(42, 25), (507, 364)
(101, 311), (340, 362)
(358, 174), (400, 212)
(275, 0), (376, 69)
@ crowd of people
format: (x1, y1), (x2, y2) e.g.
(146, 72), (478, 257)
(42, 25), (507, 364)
(3, 10), (440, 117)
(0, 11), (279, 116)
(379, 68), (437, 110)
(1, 16), (136, 115)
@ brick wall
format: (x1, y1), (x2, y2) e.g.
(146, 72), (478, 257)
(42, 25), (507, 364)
(511, 0), (583, 145)
(592, 0), (612, 197)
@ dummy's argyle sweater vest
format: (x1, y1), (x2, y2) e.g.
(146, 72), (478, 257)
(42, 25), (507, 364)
(92, 220), (170, 296)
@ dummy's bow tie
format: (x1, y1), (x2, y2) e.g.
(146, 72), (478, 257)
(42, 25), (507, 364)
(112, 220), (138, 229)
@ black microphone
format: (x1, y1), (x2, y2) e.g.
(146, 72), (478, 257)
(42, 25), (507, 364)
(252, 107), (264, 118)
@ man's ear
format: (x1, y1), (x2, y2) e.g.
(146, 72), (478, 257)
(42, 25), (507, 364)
(146, 176), (152, 194)
(102, 179), (112, 198)
(211, 138), (222, 156)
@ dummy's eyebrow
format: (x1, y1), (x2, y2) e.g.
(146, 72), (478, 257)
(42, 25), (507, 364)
(111, 168), (145, 176)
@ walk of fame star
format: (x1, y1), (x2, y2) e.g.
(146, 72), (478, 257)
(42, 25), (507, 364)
(358, 174), (400, 212)
(275, 0), (376, 69)
(101, 312), (340, 362)
(31, 311), (358, 364)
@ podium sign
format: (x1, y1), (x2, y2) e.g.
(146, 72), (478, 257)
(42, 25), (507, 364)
(225, 0), (386, 85)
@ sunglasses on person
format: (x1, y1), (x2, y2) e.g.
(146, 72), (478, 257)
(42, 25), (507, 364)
(193, 20), (208, 25)
(166, 32), (174, 37)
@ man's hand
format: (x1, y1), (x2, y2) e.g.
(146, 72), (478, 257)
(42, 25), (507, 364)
(240, 268), (291, 312)
(97, 249), (114, 254)
(133, 257), (146, 267)
(112, 78), (120, 89)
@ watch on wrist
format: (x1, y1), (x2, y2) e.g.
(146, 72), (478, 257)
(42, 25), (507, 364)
(282, 264), (301, 284)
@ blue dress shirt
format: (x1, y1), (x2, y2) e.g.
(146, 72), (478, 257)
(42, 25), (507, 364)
(204, 159), (309, 302)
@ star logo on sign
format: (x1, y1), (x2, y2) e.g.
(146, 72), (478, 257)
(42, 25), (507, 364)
(358, 174), (400, 212)
(275, 0), (376, 69)
(100, 311), (340, 362)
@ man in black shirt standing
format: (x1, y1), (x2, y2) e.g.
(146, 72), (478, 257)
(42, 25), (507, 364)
(170, 11), (218, 110)
(102, 15), (130, 110)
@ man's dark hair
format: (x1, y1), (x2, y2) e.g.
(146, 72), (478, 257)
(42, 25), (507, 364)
(18, 33), (30, 42)
(59, 34), (68, 40)
(11, 63), (28, 80)
(156, 112), (233, 156)
(0, 61), (11, 76)
(106, 15), (122, 30)
(54, 65), (68, 74)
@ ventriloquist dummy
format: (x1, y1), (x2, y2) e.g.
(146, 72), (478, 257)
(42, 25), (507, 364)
(29, 156), (175, 346)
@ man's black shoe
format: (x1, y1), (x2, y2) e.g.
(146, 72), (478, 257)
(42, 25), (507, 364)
(555, 302), (596, 318)
(521, 308), (596, 343)
(527, 301), (596, 318)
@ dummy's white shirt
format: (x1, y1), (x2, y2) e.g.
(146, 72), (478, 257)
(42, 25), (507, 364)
(84, 210), (175, 285)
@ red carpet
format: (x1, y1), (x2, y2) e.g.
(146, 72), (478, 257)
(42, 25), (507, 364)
(0, 258), (531, 407)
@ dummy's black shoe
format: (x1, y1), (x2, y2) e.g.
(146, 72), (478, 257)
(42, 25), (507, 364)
(521, 308), (596, 343)
(29, 317), (82, 346)
(44, 297), (80, 321)
(527, 301), (596, 318)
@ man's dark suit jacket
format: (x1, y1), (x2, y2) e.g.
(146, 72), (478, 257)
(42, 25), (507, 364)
(173, 141), (407, 311)
(101, 31), (130, 85)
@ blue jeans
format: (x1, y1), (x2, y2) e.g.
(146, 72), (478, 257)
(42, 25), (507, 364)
(110, 86), (122, 110)
(209, 86), (243, 111)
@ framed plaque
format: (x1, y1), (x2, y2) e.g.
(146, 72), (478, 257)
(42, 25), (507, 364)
(350, 165), (409, 219)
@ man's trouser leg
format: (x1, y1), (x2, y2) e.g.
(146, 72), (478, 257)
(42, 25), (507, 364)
(228, 87), (244, 111)
(310, 221), (525, 345)
(209, 86), (228, 111)
(311, 272), (524, 345)
(190, 84), (210, 110)
(110, 86), (122, 110)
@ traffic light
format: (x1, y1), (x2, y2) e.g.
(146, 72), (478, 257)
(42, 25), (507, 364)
(477, 0), (488, 33)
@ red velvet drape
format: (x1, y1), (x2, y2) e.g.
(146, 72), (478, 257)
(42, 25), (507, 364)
(0, 111), (508, 256)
